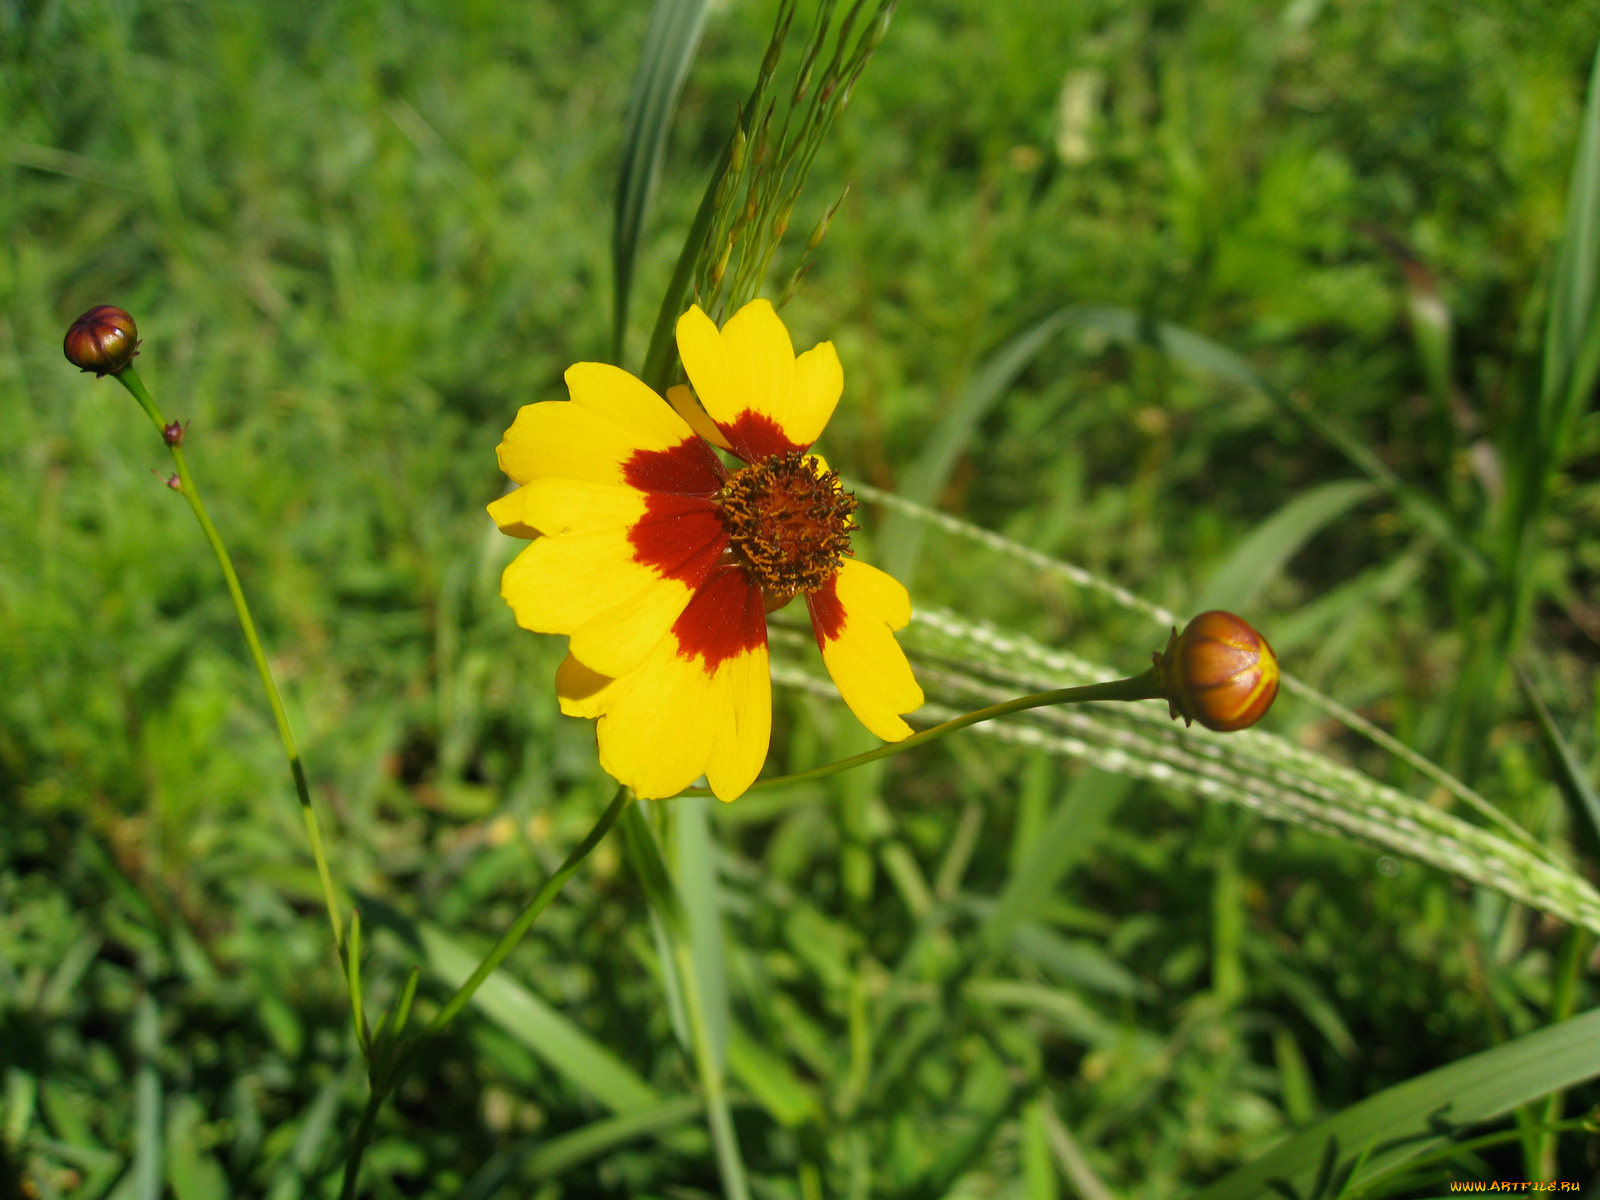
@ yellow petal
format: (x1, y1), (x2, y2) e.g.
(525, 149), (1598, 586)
(592, 637), (728, 800)
(787, 340), (843, 448)
(667, 384), (733, 451)
(501, 528), (660, 636)
(677, 300), (840, 459)
(568, 576), (697, 679)
(836, 558), (912, 629)
(704, 641), (772, 801)
(809, 559), (923, 741)
(557, 567), (773, 800)
(496, 363), (701, 488)
(556, 652), (612, 718)
(564, 362), (693, 448)
(516, 477), (648, 536)
(487, 487), (538, 538)
(496, 401), (649, 488)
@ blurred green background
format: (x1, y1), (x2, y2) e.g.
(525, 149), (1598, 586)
(4, 0), (1600, 1195)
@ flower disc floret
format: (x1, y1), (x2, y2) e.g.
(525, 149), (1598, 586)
(719, 451), (857, 598)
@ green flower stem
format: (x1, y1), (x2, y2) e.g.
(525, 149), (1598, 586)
(339, 1088), (387, 1200)
(417, 784), (635, 1040)
(682, 668), (1165, 797)
(670, 933), (750, 1200)
(113, 366), (345, 952)
(338, 786), (634, 1200)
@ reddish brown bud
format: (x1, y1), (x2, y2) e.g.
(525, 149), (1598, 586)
(163, 420), (187, 446)
(64, 306), (140, 376)
(1155, 610), (1279, 732)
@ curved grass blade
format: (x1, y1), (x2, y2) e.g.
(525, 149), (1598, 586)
(1516, 662), (1600, 862)
(415, 921), (658, 1113)
(612, 0), (714, 363)
(133, 995), (163, 1200)
(1539, 42), (1600, 445)
(1192, 480), (1376, 613)
(1190, 1008), (1600, 1200)
(457, 1096), (704, 1200)
(880, 309), (1076, 582)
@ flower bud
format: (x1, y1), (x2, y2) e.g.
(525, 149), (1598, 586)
(163, 420), (187, 446)
(1155, 610), (1279, 732)
(64, 305), (140, 376)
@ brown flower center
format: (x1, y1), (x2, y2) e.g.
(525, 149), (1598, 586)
(717, 451), (858, 599)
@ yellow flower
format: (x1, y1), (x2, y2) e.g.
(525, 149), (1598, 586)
(490, 299), (924, 801)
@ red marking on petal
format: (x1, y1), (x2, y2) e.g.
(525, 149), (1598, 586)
(672, 565), (768, 673)
(806, 574), (846, 651)
(623, 437), (725, 495)
(630, 494), (727, 586)
(722, 410), (804, 462)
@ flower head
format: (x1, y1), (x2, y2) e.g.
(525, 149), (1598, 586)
(491, 300), (923, 800)
(1155, 610), (1279, 732)
(64, 305), (140, 376)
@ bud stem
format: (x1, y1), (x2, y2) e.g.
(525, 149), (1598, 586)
(112, 366), (345, 954)
(682, 667), (1164, 796)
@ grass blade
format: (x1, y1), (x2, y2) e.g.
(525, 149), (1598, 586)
(612, 0), (714, 363)
(1056, 305), (1487, 575)
(1516, 662), (1600, 862)
(675, 794), (730, 1067)
(1540, 42), (1600, 434)
(132, 994), (163, 1200)
(979, 769), (1131, 956)
(1191, 1008), (1600, 1200)
(416, 921), (658, 1113)
(1192, 480), (1376, 613)
(457, 1096), (704, 1200)
(881, 309), (1074, 582)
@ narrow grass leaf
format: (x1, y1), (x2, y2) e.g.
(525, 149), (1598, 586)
(166, 1096), (231, 1200)
(132, 995), (162, 1200)
(264, 1071), (345, 1200)
(1050, 305), (1486, 575)
(1191, 1008), (1600, 1200)
(417, 922), (658, 1113)
(612, 0), (713, 362)
(881, 310), (1073, 582)
(1039, 1099), (1115, 1200)
(726, 1021), (823, 1127)
(675, 794), (730, 1067)
(1540, 42), (1600, 431)
(1192, 480), (1376, 613)
(457, 1096), (704, 1200)
(1516, 663), (1600, 863)
(980, 769), (1132, 955)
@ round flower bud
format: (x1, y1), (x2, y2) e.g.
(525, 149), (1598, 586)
(64, 306), (140, 376)
(1155, 610), (1279, 732)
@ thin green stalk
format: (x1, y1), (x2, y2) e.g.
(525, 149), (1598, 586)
(113, 365), (344, 952)
(419, 785), (634, 1039)
(338, 1088), (387, 1200)
(341, 786), (634, 1199)
(682, 669), (1163, 797)
(670, 934), (750, 1200)
(1532, 926), (1589, 1179)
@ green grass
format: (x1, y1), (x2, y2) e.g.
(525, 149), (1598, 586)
(4, 0), (1600, 1196)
